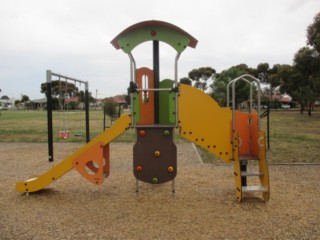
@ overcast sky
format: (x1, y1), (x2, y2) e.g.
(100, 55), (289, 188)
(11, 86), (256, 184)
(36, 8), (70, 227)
(0, 0), (319, 100)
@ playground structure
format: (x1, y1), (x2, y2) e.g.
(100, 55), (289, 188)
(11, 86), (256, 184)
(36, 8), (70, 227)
(16, 20), (269, 202)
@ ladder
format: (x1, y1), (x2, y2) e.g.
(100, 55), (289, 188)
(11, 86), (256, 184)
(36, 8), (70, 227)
(228, 75), (270, 202)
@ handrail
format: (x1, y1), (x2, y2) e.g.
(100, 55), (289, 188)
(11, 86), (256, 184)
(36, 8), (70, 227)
(226, 74), (262, 130)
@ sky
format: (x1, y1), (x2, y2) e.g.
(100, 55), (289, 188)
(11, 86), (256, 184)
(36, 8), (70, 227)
(0, 0), (319, 100)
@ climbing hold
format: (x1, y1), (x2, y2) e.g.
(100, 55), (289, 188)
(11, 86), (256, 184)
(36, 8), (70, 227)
(143, 96), (149, 103)
(136, 165), (143, 172)
(164, 130), (170, 136)
(152, 177), (158, 183)
(154, 150), (161, 157)
(139, 130), (146, 136)
(168, 166), (174, 172)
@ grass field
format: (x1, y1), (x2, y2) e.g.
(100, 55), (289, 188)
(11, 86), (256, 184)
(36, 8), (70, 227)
(0, 109), (319, 163)
(0, 110), (135, 143)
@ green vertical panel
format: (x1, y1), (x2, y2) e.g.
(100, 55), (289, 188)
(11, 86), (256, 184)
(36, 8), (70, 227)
(159, 80), (176, 124)
(132, 92), (140, 124)
(168, 91), (176, 124)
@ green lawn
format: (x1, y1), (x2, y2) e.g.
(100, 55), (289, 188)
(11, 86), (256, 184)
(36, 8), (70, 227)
(1, 109), (319, 163)
(264, 110), (320, 163)
(0, 110), (135, 142)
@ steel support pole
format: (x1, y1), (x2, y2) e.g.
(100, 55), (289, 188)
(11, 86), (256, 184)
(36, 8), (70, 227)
(46, 70), (54, 162)
(153, 40), (160, 124)
(267, 104), (270, 149)
(85, 83), (90, 143)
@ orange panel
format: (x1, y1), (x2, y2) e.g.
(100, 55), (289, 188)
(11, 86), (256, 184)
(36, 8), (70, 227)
(233, 111), (259, 158)
(85, 143), (110, 178)
(235, 111), (250, 156)
(136, 67), (154, 124)
(72, 141), (105, 185)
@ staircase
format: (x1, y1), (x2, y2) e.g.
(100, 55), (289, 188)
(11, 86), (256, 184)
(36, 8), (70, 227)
(233, 128), (270, 202)
(228, 75), (270, 202)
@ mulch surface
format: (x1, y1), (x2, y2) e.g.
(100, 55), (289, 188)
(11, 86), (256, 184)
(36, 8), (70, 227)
(1, 142), (319, 239)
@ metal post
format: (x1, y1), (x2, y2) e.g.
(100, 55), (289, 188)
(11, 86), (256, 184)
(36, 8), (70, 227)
(103, 106), (106, 131)
(84, 82), (90, 143)
(153, 40), (160, 124)
(136, 179), (139, 193)
(46, 70), (54, 162)
(174, 53), (181, 87)
(267, 104), (270, 149)
(172, 179), (175, 196)
(128, 53), (136, 83)
(174, 52), (181, 127)
(128, 53), (136, 127)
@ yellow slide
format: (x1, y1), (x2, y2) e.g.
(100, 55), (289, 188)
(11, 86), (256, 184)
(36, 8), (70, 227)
(16, 114), (131, 193)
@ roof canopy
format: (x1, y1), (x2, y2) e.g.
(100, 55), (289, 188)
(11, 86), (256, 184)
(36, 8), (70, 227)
(111, 20), (198, 53)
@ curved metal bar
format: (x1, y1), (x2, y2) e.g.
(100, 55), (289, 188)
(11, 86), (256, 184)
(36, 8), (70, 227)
(227, 74), (262, 130)
(226, 80), (232, 108)
(229, 77), (252, 131)
(137, 88), (172, 92)
(128, 53), (136, 83)
(241, 78), (253, 113)
(128, 53), (137, 126)
(241, 75), (262, 129)
(174, 52), (181, 87)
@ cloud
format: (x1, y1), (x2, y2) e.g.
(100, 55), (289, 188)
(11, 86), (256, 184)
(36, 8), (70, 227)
(0, 0), (320, 99)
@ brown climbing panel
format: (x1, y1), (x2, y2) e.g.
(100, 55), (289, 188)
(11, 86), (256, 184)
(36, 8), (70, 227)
(133, 127), (177, 184)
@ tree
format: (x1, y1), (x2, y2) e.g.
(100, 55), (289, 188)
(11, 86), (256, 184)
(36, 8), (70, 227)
(41, 80), (78, 97)
(307, 12), (320, 54)
(21, 95), (29, 103)
(256, 63), (270, 83)
(280, 47), (320, 116)
(103, 98), (118, 123)
(211, 64), (257, 107)
(188, 67), (215, 91)
(41, 80), (78, 110)
(268, 64), (282, 89)
(258, 63), (283, 102)
(1, 95), (9, 100)
(179, 77), (192, 86)
(277, 12), (320, 116)
(125, 90), (131, 106)
(294, 47), (320, 115)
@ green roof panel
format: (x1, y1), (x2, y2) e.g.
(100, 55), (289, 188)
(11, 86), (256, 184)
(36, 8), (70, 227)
(111, 20), (198, 53)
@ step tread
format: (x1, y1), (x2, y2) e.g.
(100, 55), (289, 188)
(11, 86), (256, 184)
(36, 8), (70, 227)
(239, 154), (260, 161)
(242, 186), (268, 192)
(241, 171), (263, 176)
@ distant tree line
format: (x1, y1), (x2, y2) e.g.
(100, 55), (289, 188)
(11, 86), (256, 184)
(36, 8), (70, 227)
(180, 11), (320, 116)
(40, 80), (95, 110)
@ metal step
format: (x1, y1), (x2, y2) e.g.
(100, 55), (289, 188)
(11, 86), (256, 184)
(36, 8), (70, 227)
(239, 154), (260, 161)
(241, 171), (262, 177)
(242, 186), (267, 192)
